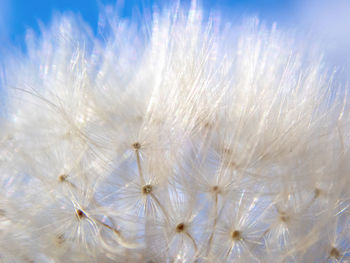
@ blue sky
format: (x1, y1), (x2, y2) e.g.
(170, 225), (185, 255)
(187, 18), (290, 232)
(0, 0), (298, 50)
(2, 0), (350, 76)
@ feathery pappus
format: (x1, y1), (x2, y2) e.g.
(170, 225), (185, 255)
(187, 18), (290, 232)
(0, 1), (349, 262)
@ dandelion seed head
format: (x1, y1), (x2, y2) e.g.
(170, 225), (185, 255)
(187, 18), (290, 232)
(175, 222), (186, 233)
(132, 142), (141, 150)
(279, 211), (290, 223)
(142, 184), (153, 195)
(75, 209), (86, 220)
(58, 174), (68, 182)
(56, 234), (65, 246)
(314, 188), (321, 198)
(330, 247), (341, 259)
(1, 1), (349, 262)
(231, 230), (242, 241)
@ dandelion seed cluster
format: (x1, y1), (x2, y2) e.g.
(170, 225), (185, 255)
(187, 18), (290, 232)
(1, 3), (350, 263)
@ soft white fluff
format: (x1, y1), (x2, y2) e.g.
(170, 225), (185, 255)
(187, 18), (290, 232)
(0, 2), (349, 263)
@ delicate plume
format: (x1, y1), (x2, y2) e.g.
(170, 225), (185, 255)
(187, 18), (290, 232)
(0, 1), (349, 262)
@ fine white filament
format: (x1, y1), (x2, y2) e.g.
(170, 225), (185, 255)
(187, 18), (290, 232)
(0, 2), (349, 263)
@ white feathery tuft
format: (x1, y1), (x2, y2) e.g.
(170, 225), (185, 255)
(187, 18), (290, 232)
(0, 2), (349, 262)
